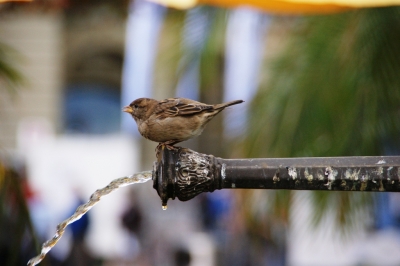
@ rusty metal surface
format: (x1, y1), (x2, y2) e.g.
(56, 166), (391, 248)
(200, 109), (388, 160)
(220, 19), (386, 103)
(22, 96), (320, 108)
(220, 156), (400, 191)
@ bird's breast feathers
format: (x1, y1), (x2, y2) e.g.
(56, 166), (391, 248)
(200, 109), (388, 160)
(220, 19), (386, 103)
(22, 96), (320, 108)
(139, 116), (204, 143)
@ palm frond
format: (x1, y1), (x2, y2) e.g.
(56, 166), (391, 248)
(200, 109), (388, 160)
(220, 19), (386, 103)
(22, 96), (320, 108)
(243, 7), (400, 230)
(0, 42), (23, 95)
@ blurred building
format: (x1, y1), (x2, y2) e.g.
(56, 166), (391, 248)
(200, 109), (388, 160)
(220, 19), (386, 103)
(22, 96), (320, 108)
(0, 1), (141, 264)
(0, 1), (127, 150)
(0, 10), (63, 151)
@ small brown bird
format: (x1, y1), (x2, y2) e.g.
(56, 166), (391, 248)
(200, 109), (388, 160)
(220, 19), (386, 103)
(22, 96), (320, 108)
(123, 97), (244, 149)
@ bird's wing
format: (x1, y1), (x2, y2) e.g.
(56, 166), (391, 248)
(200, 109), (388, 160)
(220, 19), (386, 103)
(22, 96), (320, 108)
(155, 98), (213, 118)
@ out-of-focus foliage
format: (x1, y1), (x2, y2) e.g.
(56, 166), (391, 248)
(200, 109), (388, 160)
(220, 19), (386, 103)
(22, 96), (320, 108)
(0, 42), (23, 95)
(155, 8), (229, 155)
(243, 7), (400, 228)
(197, 8), (228, 155)
(0, 163), (37, 266)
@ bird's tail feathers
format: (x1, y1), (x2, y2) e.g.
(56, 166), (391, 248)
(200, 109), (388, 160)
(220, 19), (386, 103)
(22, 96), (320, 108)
(214, 100), (244, 110)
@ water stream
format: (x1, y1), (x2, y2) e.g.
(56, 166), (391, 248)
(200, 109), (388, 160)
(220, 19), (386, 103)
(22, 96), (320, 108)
(27, 171), (153, 266)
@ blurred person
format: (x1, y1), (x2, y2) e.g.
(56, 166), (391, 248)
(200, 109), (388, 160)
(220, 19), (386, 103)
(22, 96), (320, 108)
(200, 191), (251, 265)
(173, 246), (191, 266)
(62, 192), (97, 266)
(120, 190), (143, 263)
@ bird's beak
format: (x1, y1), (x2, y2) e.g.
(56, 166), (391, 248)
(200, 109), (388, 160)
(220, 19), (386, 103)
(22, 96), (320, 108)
(123, 106), (133, 113)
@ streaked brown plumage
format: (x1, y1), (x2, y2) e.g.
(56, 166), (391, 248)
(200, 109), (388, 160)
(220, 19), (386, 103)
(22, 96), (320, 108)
(123, 97), (244, 148)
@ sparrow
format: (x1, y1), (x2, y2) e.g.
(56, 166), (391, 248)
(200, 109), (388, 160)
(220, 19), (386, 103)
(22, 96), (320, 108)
(123, 97), (244, 149)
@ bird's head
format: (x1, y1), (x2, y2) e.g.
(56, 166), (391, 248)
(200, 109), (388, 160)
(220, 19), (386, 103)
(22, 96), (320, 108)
(123, 98), (156, 123)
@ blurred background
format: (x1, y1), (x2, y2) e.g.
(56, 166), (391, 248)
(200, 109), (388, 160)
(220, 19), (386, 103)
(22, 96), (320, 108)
(1, 0), (400, 265)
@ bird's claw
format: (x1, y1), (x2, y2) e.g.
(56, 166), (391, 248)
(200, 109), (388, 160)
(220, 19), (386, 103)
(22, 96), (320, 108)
(155, 142), (179, 153)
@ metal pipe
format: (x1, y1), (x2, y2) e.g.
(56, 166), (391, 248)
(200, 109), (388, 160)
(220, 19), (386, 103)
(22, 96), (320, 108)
(152, 147), (400, 208)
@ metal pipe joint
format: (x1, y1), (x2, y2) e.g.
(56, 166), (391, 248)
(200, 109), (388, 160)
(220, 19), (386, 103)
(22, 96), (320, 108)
(152, 147), (400, 208)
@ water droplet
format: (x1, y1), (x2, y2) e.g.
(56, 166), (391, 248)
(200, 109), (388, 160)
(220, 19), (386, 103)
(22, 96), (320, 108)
(162, 205), (168, 210)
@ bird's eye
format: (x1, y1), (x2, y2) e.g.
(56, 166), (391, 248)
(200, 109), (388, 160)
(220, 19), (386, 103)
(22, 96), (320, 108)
(133, 104), (138, 109)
